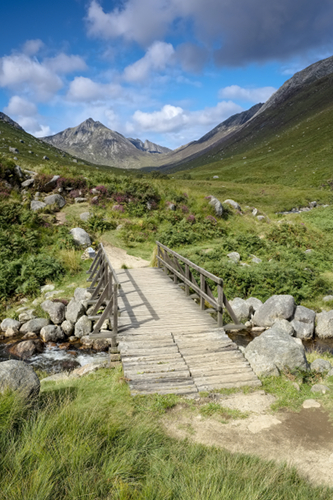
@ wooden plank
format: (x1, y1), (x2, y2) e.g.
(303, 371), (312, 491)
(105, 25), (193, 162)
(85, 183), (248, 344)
(196, 379), (262, 391)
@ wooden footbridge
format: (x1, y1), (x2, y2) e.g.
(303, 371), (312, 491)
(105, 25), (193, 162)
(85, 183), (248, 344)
(86, 243), (261, 395)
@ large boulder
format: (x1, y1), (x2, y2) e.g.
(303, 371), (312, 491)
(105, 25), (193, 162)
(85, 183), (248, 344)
(61, 320), (74, 336)
(41, 300), (66, 325)
(74, 315), (92, 338)
(244, 328), (309, 377)
(8, 340), (44, 360)
(0, 360), (40, 400)
(245, 297), (263, 314)
(40, 325), (65, 342)
(65, 299), (85, 323)
(310, 359), (332, 373)
(74, 287), (92, 302)
(70, 228), (91, 247)
(229, 298), (251, 322)
(44, 194), (66, 209)
(20, 318), (50, 334)
(271, 319), (294, 336)
(252, 295), (295, 327)
(291, 306), (315, 339)
(43, 175), (60, 193)
(1, 318), (21, 332)
(223, 199), (241, 211)
(315, 311), (333, 339)
(208, 196), (223, 217)
(30, 200), (46, 211)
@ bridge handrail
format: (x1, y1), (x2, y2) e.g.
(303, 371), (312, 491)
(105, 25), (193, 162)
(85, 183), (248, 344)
(156, 241), (239, 327)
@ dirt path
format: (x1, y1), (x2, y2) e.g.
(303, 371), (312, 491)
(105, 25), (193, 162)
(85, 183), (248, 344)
(163, 391), (333, 488)
(103, 243), (150, 270)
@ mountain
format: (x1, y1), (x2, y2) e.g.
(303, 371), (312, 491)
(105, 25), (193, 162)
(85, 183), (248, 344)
(43, 118), (170, 169)
(0, 112), (23, 130)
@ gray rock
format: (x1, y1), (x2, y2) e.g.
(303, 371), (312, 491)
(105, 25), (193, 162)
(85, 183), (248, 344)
(40, 325), (65, 342)
(21, 178), (34, 188)
(229, 298), (252, 322)
(20, 318), (50, 334)
(291, 320), (314, 339)
(257, 216), (266, 221)
(251, 255), (262, 264)
(327, 368), (333, 377)
(311, 384), (330, 394)
(41, 284), (55, 293)
(74, 197), (87, 203)
(0, 360), (40, 400)
(315, 311), (333, 338)
(61, 320), (74, 336)
(70, 228), (91, 246)
(1, 318), (21, 332)
(31, 200), (46, 211)
(14, 165), (23, 179)
(252, 295), (295, 327)
(208, 196), (223, 217)
(43, 156), (49, 160)
(44, 194), (66, 209)
(41, 300), (65, 324)
(303, 399), (321, 408)
(8, 339), (44, 359)
(309, 201), (317, 208)
(166, 202), (176, 211)
(18, 309), (36, 322)
(310, 359), (332, 373)
(244, 328), (308, 377)
(224, 199), (241, 211)
(93, 339), (109, 351)
(323, 295), (333, 302)
(245, 297), (263, 314)
(5, 328), (19, 338)
(9, 147), (19, 154)
(74, 287), (92, 302)
(74, 315), (92, 338)
(79, 212), (91, 221)
(65, 299), (85, 323)
(227, 252), (240, 263)
(80, 336), (94, 348)
(252, 208), (258, 216)
(271, 319), (294, 336)
(294, 305), (316, 324)
(305, 249), (313, 254)
(43, 175), (60, 192)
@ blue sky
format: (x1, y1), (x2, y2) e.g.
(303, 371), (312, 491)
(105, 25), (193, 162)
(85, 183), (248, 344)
(1, 0), (332, 149)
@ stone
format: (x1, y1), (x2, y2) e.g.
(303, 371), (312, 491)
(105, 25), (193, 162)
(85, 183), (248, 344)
(166, 203), (176, 211)
(252, 295), (295, 327)
(80, 336), (94, 348)
(245, 297), (263, 314)
(271, 319), (295, 336)
(251, 255), (262, 264)
(44, 290), (64, 300)
(229, 298), (252, 322)
(315, 311), (333, 339)
(41, 284), (55, 293)
(305, 249), (313, 254)
(8, 340), (44, 359)
(257, 216), (266, 221)
(227, 252), (240, 263)
(244, 328), (308, 378)
(70, 228), (91, 246)
(41, 300), (65, 324)
(309, 201), (317, 208)
(74, 315), (92, 338)
(310, 359), (332, 373)
(311, 384), (330, 394)
(43, 175), (60, 192)
(40, 325), (65, 342)
(9, 147), (19, 154)
(20, 318), (50, 334)
(208, 196), (223, 216)
(14, 165), (24, 179)
(18, 309), (36, 322)
(79, 212), (91, 221)
(303, 399), (321, 409)
(327, 368), (333, 377)
(293, 305), (316, 324)
(323, 295), (333, 302)
(65, 299), (85, 323)
(43, 156), (49, 160)
(0, 360), (40, 400)
(74, 287), (92, 302)
(1, 318), (21, 332)
(252, 208), (258, 216)
(31, 200), (46, 211)
(223, 199), (241, 211)
(68, 336), (77, 342)
(74, 197), (87, 203)
(93, 339), (109, 351)
(69, 361), (108, 378)
(22, 332), (38, 339)
(5, 328), (18, 338)
(21, 178), (34, 188)
(291, 320), (314, 339)
(61, 320), (74, 336)
(44, 194), (66, 209)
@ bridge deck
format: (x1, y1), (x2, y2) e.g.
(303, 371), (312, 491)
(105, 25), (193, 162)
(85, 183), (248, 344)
(97, 268), (260, 395)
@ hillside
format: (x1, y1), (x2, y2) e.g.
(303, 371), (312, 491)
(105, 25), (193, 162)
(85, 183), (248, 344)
(43, 118), (171, 169)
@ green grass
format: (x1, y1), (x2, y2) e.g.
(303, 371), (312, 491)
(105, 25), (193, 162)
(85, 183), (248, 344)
(1, 368), (333, 499)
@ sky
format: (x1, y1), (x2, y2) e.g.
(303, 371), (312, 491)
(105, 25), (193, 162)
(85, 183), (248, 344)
(0, 0), (332, 149)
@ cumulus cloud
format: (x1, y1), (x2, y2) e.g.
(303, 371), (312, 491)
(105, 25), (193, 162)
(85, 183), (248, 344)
(218, 85), (277, 103)
(67, 76), (123, 102)
(44, 54), (87, 74)
(4, 95), (37, 117)
(176, 43), (209, 73)
(4, 95), (51, 137)
(123, 41), (175, 82)
(86, 0), (333, 64)
(22, 39), (44, 56)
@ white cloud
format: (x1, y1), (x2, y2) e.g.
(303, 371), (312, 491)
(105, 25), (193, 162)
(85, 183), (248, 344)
(4, 95), (52, 137)
(22, 39), (44, 56)
(218, 85), (277, 103)
(4, 95), (37, 117)
(67, 76), (123, 102)
(44, 54), (87, 74)
(132, 104), (187, 133)
(123, 41), (175, 82)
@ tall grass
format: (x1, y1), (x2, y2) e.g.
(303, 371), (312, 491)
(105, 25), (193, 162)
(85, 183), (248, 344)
(0, 368), (332, 499)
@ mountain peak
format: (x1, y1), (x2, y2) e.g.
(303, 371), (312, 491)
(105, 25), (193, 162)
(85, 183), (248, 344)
(0, 112), (23, 131)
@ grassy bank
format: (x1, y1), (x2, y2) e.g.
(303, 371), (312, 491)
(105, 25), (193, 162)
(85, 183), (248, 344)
(1, 368), (332, 500)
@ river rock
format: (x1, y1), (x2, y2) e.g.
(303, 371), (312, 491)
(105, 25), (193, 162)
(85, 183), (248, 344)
(44, 194), (66, 209)
(5, 328), (19, 338)
(65, 299), (85, 323)
(80, 336), (94, 348)
(31, 200), (46, 211)
(93, 339), (109, 351)
(252, 295), (295, 327)
(229, 298), (251, 322)
(41, 300), (65, 324)
(224, 199), (241, 211)
(271, 319), (294, 336)
(8, 340), (44, 360)
(20, 318), (50, 334)
(0, 360), (40, 400)
(70, 228), (91, 246)
(43, 175), (60, 192)
(315, 311), (333, 338)
(18, 309), (36, 322)
(291, 305), (315, 340)
(61, 320), (74, 336)
(74, 287), (92, 302)
(74, 315), (92, 338)
(310, 359), (332, 373)
(1, 318), (21, 332)
(244, 328), (308, 377)
(40, 325), (65, 342)
(208, 196), (223, 217)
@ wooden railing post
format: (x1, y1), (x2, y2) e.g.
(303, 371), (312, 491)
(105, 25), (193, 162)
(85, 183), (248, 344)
(200, 273), (205, 310)
(217, 281), (223, 327)
(173, 255), (178, 284)
(185, 264), (190, 296)
(157, 245), (161, 268)
(113, 284), (118, 335)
